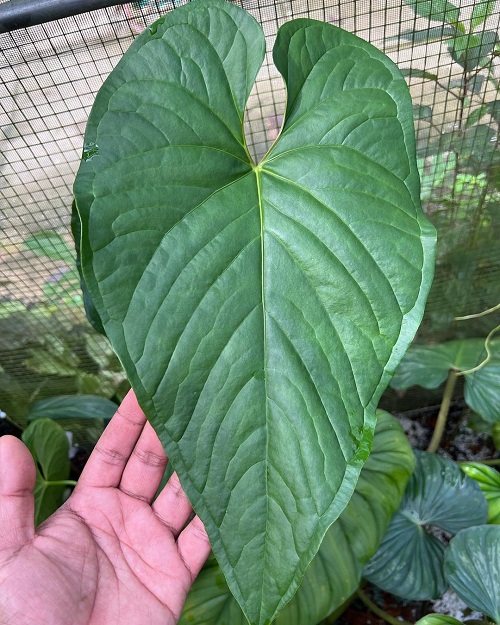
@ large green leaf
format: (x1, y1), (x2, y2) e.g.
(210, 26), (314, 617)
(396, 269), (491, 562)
(465, 346), (500, 422)
(180, 410), (414, 625)
(391, 339), (500, 423)
(444, 525), (500, 623)
(73, 2), (435, 622)
(364, 451), (488, 600)
(22, 418), (72, 525)
(461, 462), (500, 524)
(391, 338), (486, 389)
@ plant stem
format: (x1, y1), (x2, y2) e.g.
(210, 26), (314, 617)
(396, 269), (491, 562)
(356, 589), (413, 625)
(455, 302), (500, 320)
(427, 370), (458, 453)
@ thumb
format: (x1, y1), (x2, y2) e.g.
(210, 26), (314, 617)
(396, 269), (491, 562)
(0, 435), (36, 548)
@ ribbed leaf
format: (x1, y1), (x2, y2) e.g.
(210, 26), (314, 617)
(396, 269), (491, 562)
(445, 525), (500, 623)
(179, 411), (414, 625)
(461, 462), (500, 524)
(364, 451), (488, 600)
(73, 2), (435, 622)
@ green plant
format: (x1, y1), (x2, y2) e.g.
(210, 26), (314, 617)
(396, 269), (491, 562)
(391, 331), (500, 451)
(364, 450), (488, 600)
(395, 0), (500, 334)
(23, 230), (83, 308)
(3, 394), (118, 525)
(72, 0), (436, 622)
(21, 418), (76, 525)
(0, 302), (128, 426)
(415, 525), (500, 625)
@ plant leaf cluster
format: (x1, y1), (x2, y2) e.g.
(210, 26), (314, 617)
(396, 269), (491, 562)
(364, 451), (488, 600)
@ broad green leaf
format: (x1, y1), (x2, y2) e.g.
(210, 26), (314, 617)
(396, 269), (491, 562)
(22, 418), (71, 525)
(28, 394), (117, 422)
(73, 2), (436, 622)
(461, 462), (500, 524)
(23, 230), (75, 264)
(180, 410), (414, 625)
(391, 338), (486, 389)
(470, 0), (498, 31)
(416, 615), (464, 625)
(364, 451), (488, 600)
(403, 0), (461, 26)
(444, 525), (500, 623)
(465, 344), (500, 422)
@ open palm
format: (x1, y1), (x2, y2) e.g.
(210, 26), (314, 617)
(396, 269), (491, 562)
(0, 391), (211, 625)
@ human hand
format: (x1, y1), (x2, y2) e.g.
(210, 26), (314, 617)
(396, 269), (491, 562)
(0, 390), (211, 625)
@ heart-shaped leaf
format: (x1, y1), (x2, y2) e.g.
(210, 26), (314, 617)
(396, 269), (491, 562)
(179, 410), (414, 625)
(364, 451), (488, 600)
(465, 346), (500, 422)
(73, 1), (435, 622)
(391, 338), (486, 389)
(22, 418), (71, 525)
(444, 525), (500, 623)
(461, 463), (500, 524)
(391, 339), (500, 423)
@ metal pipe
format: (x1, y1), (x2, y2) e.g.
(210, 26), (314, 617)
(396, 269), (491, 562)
(0, 0), (132, 33)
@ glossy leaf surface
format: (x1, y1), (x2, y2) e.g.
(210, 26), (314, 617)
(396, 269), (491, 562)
(364, 451), (488, 600)
(73, 1), (435, 621)
(22, 418), (71, 525)
(179, 411), (414, 625)
(461, 462), (500, 524)
(445, 525), (500, 623)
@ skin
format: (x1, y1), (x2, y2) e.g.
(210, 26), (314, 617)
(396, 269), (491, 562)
(0, 390), (212, 625)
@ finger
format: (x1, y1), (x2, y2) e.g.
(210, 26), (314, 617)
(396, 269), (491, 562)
(152, 472), (193, 537)
(0, 436), (36, 547)
(119, 420), (168, 503)
(78, 390), (147, 488)
(176, 515), (211, 582)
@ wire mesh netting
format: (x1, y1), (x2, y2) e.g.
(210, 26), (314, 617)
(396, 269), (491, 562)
(1, 0), (499, 428)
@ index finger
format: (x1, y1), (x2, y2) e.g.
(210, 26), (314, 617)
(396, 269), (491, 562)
(77, 389), (148, 488)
